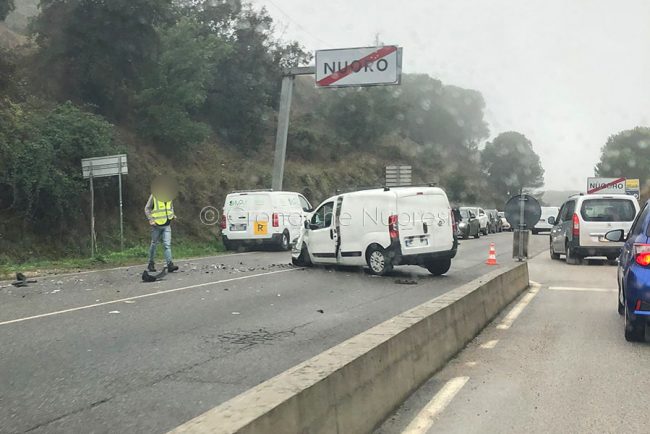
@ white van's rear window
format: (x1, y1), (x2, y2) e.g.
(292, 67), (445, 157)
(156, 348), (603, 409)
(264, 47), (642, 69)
(580, 199), (636, 222)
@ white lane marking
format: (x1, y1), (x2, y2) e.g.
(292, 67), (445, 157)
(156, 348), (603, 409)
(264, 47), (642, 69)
(496, 284), (541, 330)
(480, 339), (499, 349)
(401, 376), (469, 434)
(0, 251), (258, 283)
(0, 268), (299, 327)
(548, 286), (616, 293)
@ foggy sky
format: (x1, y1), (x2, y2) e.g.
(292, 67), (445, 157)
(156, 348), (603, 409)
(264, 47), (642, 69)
(252, 0), (650, 191)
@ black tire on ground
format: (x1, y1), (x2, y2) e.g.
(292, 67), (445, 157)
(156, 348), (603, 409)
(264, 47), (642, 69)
(565, 244), (582, 265)
(366, 244), (393, 276)
(277, 231), (290, 251)
(426, 258), (452, 276)
(292, 245), (312, 267)
(625, 304), (645, 342)
(223, 238), (236, 251)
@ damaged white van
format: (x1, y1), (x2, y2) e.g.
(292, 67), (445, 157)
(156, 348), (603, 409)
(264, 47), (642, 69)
(292, 187), (458, 275)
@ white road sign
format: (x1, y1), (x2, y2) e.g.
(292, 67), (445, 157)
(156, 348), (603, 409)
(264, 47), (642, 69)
(82, 154), (128, 179)
(587, 177), (626, 194)
(315, 45), (402, 88)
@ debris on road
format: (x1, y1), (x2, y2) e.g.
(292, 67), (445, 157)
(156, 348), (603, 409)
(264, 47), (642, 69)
(395, 279), (418, 285)
(109, 311), (120, 314)
(231, 311), (241, 315)
(142, 267), (167, 283)
(11, 273), (37, 287)
(51, 289), (61, 294)
(317, 309), (324, 314)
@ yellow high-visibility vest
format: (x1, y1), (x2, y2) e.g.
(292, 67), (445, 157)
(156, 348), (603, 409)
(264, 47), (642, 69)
(151, 197), (174, 225)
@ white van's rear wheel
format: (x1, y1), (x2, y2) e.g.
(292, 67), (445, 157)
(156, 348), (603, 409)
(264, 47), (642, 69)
(277, 231), (290, 251)
(426, 258), (451, 276)
(366, 245), (392, 276)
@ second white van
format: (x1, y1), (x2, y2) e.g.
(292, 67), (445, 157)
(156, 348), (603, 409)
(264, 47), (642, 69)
(221, 190), (312, 250)
(292, 187), (458, 275)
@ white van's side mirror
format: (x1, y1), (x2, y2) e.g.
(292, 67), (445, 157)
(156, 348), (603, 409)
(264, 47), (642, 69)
(604, 229), (625, 242)
(304, 220), (310, 230)
(547, 216), (555, 225)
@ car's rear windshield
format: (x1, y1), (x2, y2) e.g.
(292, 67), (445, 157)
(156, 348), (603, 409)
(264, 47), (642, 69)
(459, 209), (470, 219)
(580, 199), (636, 222)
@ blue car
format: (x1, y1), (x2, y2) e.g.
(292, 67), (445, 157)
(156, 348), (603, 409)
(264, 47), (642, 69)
(607, 201), (650, 341)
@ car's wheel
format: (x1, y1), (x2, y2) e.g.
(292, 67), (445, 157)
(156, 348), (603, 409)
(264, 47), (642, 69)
(550, 241), (560, 260)
(618, 289), (625, 316)
(292, 245), (312, 267)
(625, 304), (645, 342)
(277, 231), (290, 251)
(474, 230), (481, 239)
(223, 238), (237, 251)
(565, 243), (582, 265)
(607, 255), (618, 264)
(426, 258), (452, 276)
(531, 229), (538, 235)
(366, 245), (393, 276)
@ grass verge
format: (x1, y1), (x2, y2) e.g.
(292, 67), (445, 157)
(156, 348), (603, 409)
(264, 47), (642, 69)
(0, 240), (226, 280)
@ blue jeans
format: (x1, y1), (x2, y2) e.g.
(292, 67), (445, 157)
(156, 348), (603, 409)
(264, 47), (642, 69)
(149, 225), (173, 265)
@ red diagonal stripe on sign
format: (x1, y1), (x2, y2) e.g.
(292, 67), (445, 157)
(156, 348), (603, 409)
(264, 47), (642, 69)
(317, 46), (398, 87)
(587, 177), (626, 194)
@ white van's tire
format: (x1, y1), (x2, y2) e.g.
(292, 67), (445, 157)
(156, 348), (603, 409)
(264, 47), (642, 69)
(292, 245), (312, 267)
(277, 231), (290, 251)
(426, 258), (451, 276)
(366, 245), (393, 276)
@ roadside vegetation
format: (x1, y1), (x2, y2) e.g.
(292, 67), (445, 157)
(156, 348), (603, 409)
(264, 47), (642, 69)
(14, 0), (645, 272)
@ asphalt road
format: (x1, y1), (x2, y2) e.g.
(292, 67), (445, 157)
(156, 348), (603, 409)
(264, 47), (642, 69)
(378, 248), (650, 434)
(0, 232), (546, 434)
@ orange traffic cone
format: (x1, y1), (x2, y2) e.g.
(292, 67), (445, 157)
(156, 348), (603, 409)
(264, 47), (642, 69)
(486, 242), (498, 265)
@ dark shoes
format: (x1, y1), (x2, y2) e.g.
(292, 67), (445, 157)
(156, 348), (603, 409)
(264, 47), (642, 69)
(167, 262), (179, 273)
(147, 262), (157, 272)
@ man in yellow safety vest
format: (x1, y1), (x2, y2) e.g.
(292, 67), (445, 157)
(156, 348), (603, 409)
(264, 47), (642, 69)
(144, 180), (179, 273)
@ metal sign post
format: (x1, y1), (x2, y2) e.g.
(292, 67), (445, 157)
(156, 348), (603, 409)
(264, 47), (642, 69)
(117, 155), (124, 251)
(82, 154), (128, 256)
(504, 193), (541, 262)
(89, 163), (95, 257)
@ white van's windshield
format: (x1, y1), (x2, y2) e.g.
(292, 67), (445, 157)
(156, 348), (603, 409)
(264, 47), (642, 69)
(580, 199), (636, 222)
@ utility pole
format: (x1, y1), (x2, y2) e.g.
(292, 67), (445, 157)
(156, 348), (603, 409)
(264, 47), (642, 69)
(271, 66), (315, 191)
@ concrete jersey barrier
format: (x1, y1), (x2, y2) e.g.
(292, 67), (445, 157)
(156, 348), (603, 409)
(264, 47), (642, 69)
(170, 262), (530, 434)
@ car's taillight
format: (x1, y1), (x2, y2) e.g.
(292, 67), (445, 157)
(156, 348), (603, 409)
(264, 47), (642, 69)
(272, 212), (279, 227)
(450, 210), (457, 234)
(572, 213), (580, 237)
(388, 214), (399, 239)
(634, 244), (650, 266)
(220, 213), (227, 229)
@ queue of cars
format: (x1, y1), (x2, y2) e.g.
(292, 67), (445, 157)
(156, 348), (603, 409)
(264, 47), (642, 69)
(544, 192), (646, 342)
(453, 206), (508, 239)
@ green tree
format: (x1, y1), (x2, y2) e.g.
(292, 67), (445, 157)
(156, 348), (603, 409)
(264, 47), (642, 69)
(136, 17), (230, 150)
(595, 127), (650, 183)
(481, 131), (545, 202)
(1, 102), (118, 228)
(0, 0), (14, 21)
(320, 86), (401, 149)
(201, 5), (310, 150)
(31, 0), (174, 119)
